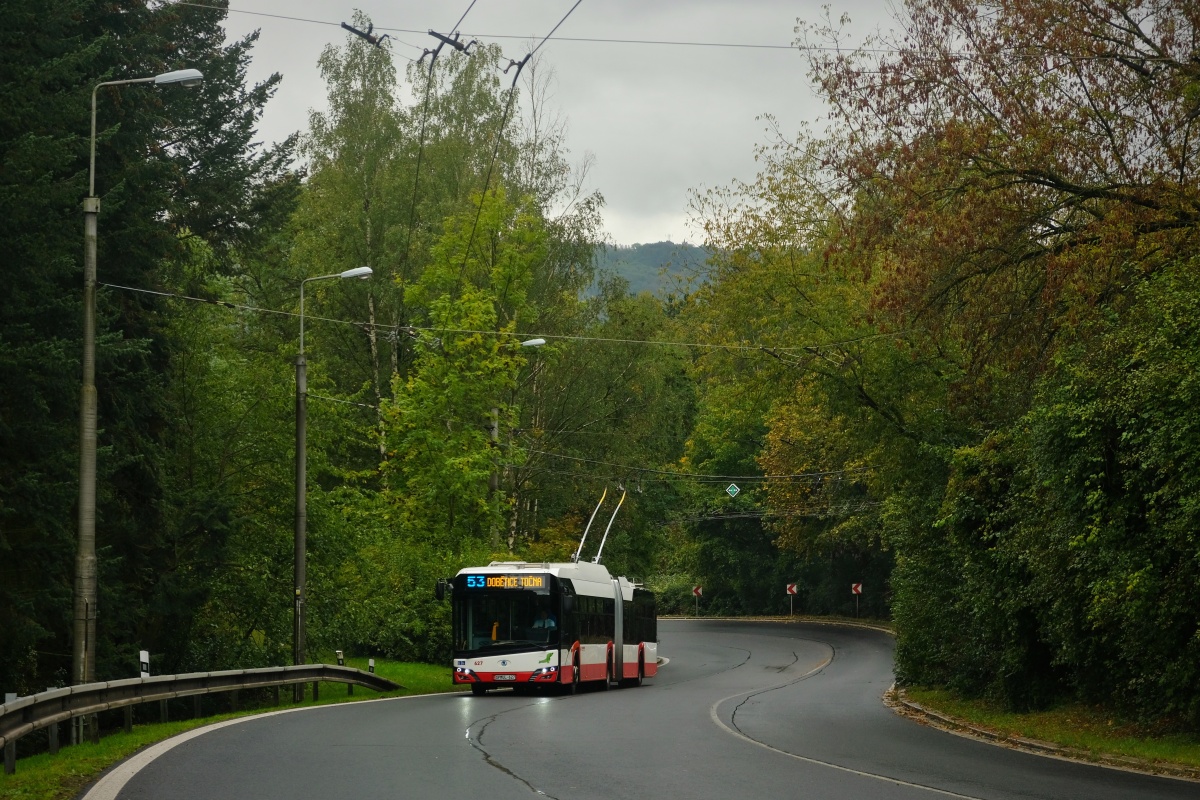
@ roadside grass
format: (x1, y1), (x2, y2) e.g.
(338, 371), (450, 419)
(906, 687), (1200, 771)
(0, 658), (458, 800)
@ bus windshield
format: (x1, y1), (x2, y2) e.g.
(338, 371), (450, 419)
(453, 589), (559, 654)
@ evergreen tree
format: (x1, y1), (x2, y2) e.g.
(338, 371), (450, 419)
(0, 0), (294, 691)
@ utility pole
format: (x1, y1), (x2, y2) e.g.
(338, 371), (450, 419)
(74, 69), (203, 743)
(489, 406), (499, 549)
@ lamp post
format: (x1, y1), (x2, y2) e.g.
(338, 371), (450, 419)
(294, 266), (372, 672)
(74, 68), (204, 710)
(488, 337), (545, 488)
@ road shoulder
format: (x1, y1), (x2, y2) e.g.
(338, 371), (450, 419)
(887, 686), (1200, 784)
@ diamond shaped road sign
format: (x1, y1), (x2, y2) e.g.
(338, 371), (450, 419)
(726, 483), (739, 498)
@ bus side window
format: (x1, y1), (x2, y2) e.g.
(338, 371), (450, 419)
(584, 596), (596, 643)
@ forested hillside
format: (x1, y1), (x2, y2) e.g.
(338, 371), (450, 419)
(2, 0), (1198, 732)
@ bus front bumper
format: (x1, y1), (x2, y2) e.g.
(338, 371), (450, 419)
(454, 666), (561, 685)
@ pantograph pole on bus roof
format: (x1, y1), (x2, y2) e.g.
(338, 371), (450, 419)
(572, 488), (608, 563)
(592, 489), (627, 565)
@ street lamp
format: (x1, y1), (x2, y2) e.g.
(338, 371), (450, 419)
(294, 266), (372, 671)
(75, 68), (204, 704)
(488, 336), (546, 469)
(487, 337), (546, 546)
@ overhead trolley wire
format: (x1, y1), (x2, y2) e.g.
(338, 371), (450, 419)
(96, 281), (874, 496)
(99, 282), (908, 356)
(518, 446), (862, 483)
(527, 0), (584, 58)
(682, 502), (881, 522)
(399, 0), (482, 286)
(176, 2), (826, 53)
(174, 1), (423, 60)
(447, 0), (480, 35)
(457, 0), (585, 281)
(179, 1), (1061, 64)
(389, 325), (908, 354)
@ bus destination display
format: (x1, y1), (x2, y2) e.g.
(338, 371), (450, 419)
(463, 574), (546, 589)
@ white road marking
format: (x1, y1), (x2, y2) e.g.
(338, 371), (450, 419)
(80, 694), (429, 800)
(708, 652), (988, 800)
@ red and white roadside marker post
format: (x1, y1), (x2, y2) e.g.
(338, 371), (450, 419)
(851, 582), (863, 617)
(786, 582), (798, 616)
(693, 585), (702, 617)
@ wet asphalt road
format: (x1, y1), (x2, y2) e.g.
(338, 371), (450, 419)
(100, 620), (1197, 800)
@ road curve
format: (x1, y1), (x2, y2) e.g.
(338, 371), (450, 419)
(90, 620), (1196, 800)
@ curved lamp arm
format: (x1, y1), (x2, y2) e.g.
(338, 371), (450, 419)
(299, 266), (373, 354)
(90, 69), (204, 197)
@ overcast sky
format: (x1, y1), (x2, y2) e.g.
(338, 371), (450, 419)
(215, 1), (889, 246)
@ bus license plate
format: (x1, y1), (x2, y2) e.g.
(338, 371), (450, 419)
(494, 674), (516, 681)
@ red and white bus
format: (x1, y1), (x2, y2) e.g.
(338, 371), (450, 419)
(442, 560), (657, 695)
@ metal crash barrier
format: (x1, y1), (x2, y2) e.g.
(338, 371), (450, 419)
(1, 663), (399, 774)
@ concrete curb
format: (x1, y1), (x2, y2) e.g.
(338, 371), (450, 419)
(659, 615), (895, 635)
(886, 686), (1200, 784)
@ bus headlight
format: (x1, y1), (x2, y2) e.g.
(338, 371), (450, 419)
(454, 667), (480, 683)
(528, 666), (559, 682)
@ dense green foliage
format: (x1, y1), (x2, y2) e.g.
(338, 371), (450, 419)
(4, 0), (1197, 736)
(0, 0), (293, 692)
(0, 5), (698, 693)
(682, 0), (1200, 727)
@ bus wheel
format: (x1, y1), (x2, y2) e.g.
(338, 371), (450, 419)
(471, 684), (486, 696)
(602, 658), (612, 691)
(622, 661), (644, 688)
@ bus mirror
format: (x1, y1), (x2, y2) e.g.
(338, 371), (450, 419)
(562, 595), (574, 614)
(435, 578), (448, 600)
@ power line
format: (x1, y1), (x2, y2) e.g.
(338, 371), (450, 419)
(528, 0), (584, 58)
(458, 1), (586, 280)
(99, 282), (908, 355)
(174, 2), (865, 54)
(308, 393), (376, 410)
(447, 0), (480, 35)
(174, 2), (423, 61)
(418, 326), (907, 354)
(519, 447), (859, 482)
(401, 0), (485, 280)
(178, 1), (1105, 65)
(682, 502), (880, 522)
(98, 282), (875, 494)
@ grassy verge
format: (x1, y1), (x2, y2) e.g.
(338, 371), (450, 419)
(0, 658), (459, 800)
(904, 687), (1200, 774)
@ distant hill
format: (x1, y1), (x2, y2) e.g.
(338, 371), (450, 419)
(593, 241), (709, 296)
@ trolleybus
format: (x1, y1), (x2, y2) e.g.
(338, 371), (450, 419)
(441, 559), (657, 694)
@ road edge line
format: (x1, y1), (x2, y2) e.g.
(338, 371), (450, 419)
(706, 647), (986, 799)
(887, 686), (1200, 785)
(79, 692), (442, 800)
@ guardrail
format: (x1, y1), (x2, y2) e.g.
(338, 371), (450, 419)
(1, 663), (400, 774)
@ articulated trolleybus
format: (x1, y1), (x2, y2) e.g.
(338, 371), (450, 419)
(441, 490), (657, 695)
